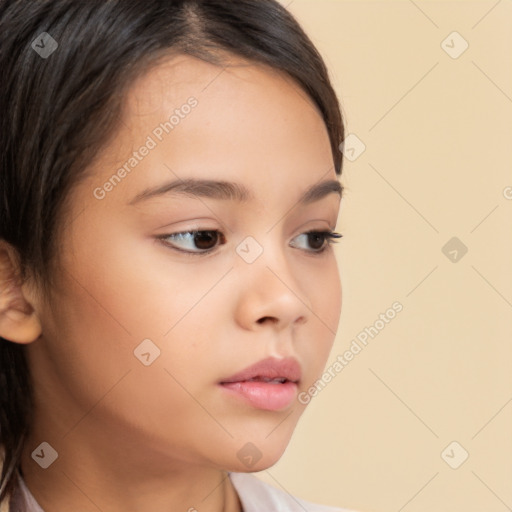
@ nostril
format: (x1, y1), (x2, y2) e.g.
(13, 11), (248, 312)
(257, 316), (277, 324)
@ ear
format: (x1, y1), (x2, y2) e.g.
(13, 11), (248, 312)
(0, 241), (42, 344)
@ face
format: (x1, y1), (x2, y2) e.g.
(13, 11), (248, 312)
(25, 53), (342, 473)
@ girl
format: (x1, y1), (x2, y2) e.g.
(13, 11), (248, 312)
(0, 1), (354, 510)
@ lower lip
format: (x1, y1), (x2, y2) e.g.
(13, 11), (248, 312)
(219, 381), (298, 411)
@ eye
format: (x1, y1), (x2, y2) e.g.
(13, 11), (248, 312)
(157, 230), (226, 255)
(289, 230), (343, 254)
(157, 229), (343, 256)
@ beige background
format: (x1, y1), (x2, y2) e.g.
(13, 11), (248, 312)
(256, 1), (512, 511)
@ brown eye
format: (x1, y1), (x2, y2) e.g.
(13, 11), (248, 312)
(158, 229), (342, 257)
(306, 232), (326, 251)
(193, 231), (220, 250)
(290, 231), (343, 254)
(159, 230), (226, 254)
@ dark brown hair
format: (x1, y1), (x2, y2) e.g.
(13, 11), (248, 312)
(0, 0), (345, 502)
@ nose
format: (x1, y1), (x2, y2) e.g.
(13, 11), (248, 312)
(233, 245), (311, 333)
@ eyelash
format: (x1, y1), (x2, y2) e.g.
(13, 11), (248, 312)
(157, 229), (343, 257)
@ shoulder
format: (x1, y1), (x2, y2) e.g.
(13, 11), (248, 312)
(228, 471), (356, 512)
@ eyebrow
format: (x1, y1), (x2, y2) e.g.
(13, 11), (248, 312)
(129, 177), (343, 206)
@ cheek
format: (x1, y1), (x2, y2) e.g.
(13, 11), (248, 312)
(304, 254), (341, 331)
(48, 224), (231, 387)
(297, 256), (342, 378)
(61, 218), (228, 339)
(40, 259), (229, 459)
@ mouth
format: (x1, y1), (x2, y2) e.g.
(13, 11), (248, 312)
(219, 378), (299, 411)
(218, 356), (302, 411)
(235, 377), (293, 384)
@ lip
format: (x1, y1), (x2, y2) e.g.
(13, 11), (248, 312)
(219, 356), (302, 384)
(218, 357), (301, 412)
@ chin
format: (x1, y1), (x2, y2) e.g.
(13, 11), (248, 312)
(221, 435), (291, 474)
(225, 453), (283, 474)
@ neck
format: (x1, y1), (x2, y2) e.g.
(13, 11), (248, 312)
(20, 429), (242, 512)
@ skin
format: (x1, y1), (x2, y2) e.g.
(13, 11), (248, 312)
(1, 53), (342, 512)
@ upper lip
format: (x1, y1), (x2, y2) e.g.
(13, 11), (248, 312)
(219, 357), (302, 384)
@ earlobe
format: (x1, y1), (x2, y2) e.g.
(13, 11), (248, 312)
(0, 241), (42, 344)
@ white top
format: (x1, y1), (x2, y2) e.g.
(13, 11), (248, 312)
(9, 469), (355, 512)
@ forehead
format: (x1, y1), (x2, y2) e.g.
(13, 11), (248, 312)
(125, 52), (317, 119)
(80, 53), (335, 212)
(121, 52), (329, 150)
